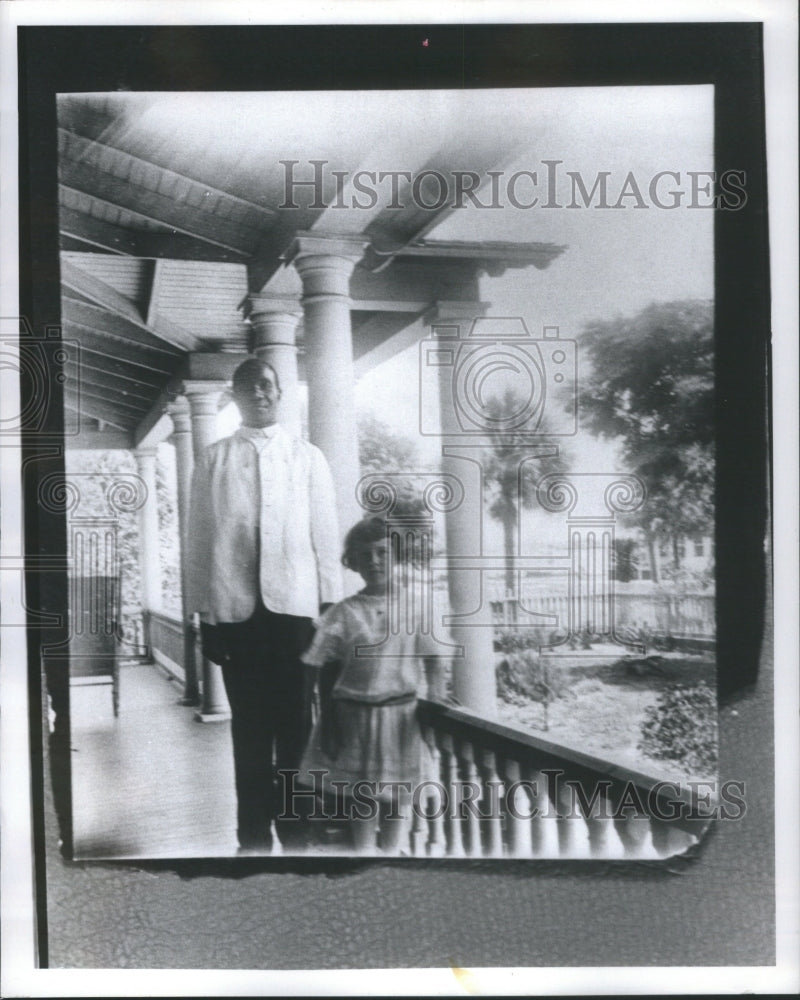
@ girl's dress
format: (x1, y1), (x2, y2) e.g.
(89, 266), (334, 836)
(298, 590), (440, 800)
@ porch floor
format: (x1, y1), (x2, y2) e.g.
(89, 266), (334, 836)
(70, 661), (239, 859)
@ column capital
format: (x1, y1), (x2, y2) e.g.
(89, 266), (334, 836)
(133, 444), (159, 462)
(246, 295), (303, 354)
(245, 293), (303, 322)
(285, 231), (369, 266)
(287, 232), (370, 304)
(166, 397), (191, 434)
(181, 380), (228, 416)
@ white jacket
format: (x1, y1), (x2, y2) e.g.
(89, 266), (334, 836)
(186, 424), (342, 623)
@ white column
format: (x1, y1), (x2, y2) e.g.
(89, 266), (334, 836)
(247, 295), (303, 437)
(183, 380), (230, 722)
(183, 380), (226, 460)
(288, 233), (368, 538)
(167, 397), (199, 706)
(426, 301), (497, 716)
(133, 446), (161, 615)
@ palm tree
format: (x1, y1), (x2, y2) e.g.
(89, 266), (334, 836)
(481, 389), (571, 595)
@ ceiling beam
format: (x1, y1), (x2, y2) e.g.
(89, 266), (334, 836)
(68, 384), (150, 417)
(62, 297), (185, 360)
(70, 354), (165, 391)
(61, 257), (145, 326)
(59, 128), (278, 221)
(64, 391), (132, 430)
(58, 205), (251, 263)
(61, 322), (179, 376)
(64, 362), (156, 405)
(353, 313), (428, 377)
(350, 256), (483, 306)
(59, 205), (136, 256)
(145, 260), (162, 328)
(359, 142), (530, 272)
(396, 238), (568, 272)
(59, 151), (262, 257)
(61, 259), (199, 351)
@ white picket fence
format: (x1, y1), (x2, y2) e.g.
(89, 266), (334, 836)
(490, 590), (715, 638)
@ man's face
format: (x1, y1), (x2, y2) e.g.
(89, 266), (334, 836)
(232, 363), (281, 428)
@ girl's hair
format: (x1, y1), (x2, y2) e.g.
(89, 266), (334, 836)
(342, 501), (431, 571)
(341, 515), (389, 571)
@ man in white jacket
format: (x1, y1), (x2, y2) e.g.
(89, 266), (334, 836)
(187, 358), (342, 852)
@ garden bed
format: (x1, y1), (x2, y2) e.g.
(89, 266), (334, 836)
(494, 651), (717, 782)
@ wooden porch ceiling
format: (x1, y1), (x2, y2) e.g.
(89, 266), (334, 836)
(57, 92), (566, 438)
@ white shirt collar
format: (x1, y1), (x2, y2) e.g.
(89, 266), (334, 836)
(236, 423), (282, 441)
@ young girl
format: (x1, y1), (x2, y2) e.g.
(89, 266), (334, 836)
(298, 514), (448, 854)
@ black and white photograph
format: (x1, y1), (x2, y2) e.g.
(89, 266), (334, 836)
(1, 3), (797, 994)
(56, 83), (723, 864)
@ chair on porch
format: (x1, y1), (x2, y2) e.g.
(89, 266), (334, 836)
(69, 574), (121, 717)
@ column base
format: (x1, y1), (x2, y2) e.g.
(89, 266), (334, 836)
(194, 710), (232, 724)
(178, 694), (200, 707)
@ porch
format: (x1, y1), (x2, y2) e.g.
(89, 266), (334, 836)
(70, 619), (706, 861)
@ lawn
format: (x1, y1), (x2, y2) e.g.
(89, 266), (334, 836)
(494, 649), (718, 783)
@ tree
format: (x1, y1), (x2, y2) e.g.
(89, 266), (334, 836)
(358, 411), (420, 478)
(577, 299), (714, 583)
(612, 537), (638, 582)
(155, 450), (182, 616)
(357, 412), (429, 512)
(481, 389), (571, 594)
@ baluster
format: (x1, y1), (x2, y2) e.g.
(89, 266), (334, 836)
(651, 821), (699, 858)
(504, 759), (533, 858)
(424, 734), (446, 858)
(555, 779), (592, 859)
(612, 796), (661, 859)
(460, 741), (484, 857)
(481, 750), (504, 858)
(408, 724), (434, 857)
(439, 734), (466, 859)
(583, 787), (627, 859)
(527, 767), (560, 857)
(410, 804), (428, 857)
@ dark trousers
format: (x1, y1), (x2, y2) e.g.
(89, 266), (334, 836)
(217, 603), (314, 848)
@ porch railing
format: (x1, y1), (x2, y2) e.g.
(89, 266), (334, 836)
(413, 700), (711, 859)
(144, 609), (201, 684)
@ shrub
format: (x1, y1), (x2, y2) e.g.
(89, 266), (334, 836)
(496, 649), (569, 705)
(638, 682), (718, 772)
(494, 628), (541, 654)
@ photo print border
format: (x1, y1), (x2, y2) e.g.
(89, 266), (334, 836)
(11, 17), (774, 975)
